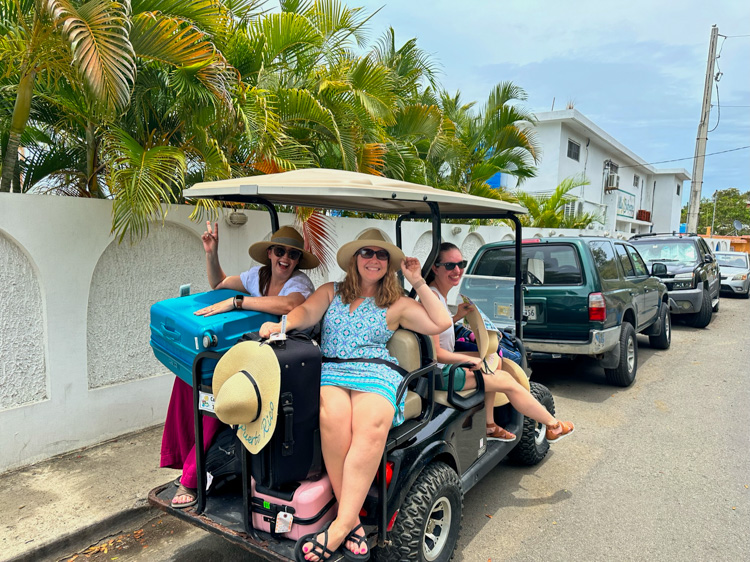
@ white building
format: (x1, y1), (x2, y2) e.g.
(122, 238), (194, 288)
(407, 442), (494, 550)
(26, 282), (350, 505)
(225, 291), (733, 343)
(507, 109), (690, 236)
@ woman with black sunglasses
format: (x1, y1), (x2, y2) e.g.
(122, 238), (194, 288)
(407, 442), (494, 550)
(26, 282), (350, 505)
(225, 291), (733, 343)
(163, 224), (320, 509)
(259, 229), (452, 562)
(426, 243), (574, 444)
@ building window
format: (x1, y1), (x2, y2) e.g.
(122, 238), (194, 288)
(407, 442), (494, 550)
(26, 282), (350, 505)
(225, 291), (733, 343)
(567, 140), (580, 161)
(563, 201), (578, 219)
(633, 174), (640, 188)
(676, 184), (681, 196)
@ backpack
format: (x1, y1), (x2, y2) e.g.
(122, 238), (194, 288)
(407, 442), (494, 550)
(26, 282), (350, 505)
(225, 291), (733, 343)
(205, 425), (243, 494)
(454, 324), (524, 366)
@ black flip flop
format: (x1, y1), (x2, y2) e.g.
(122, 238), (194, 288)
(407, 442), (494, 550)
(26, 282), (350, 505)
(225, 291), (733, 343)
(342, 523), (370, 561)
(294, 521), (339, 561)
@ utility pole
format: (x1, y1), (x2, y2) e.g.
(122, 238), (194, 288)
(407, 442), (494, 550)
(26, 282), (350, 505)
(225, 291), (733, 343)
(687, 25), (719, 234)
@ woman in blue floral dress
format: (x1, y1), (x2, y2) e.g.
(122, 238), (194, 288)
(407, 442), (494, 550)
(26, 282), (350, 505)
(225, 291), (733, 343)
(260, 229), (451, 562)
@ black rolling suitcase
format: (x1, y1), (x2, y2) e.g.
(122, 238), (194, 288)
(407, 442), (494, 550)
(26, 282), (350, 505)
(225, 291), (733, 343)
(239, 331), (323, 489)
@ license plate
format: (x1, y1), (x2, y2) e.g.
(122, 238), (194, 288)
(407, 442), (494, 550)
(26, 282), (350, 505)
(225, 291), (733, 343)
(524, 305), (537, 320)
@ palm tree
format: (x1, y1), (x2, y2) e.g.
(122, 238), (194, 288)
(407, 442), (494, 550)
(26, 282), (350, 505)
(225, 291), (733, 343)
(515, 174), (602, 228)
(0, 0), (136, 193)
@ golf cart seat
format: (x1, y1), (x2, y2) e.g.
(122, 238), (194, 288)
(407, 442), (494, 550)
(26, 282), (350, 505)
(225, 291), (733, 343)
(432, 357), (529, 408)
(386, 329), (434, 421)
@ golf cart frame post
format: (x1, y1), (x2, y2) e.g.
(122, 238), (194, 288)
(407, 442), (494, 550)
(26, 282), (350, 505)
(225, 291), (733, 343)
(152, 169), (528, 559)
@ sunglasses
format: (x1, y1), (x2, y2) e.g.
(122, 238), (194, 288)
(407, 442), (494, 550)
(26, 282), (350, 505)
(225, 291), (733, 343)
(357, 248), (390, 261)
(271, 245), (302, 261)
(435, 260), (467, 271)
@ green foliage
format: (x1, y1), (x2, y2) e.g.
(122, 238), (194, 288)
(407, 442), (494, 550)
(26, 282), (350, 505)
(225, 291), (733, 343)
(516, 175), (603, 228)
(2, 0), (543, 243)
(680, 188), (750, 235)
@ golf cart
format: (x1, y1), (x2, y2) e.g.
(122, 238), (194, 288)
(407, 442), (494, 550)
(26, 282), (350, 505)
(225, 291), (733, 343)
(148, 169), (557, 561)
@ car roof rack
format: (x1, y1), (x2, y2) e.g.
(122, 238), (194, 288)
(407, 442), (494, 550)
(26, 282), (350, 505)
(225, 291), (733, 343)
(630, 232), (698, 239)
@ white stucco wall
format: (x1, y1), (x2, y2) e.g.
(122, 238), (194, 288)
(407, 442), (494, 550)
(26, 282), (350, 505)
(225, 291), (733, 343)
(0, 192), (606, 472)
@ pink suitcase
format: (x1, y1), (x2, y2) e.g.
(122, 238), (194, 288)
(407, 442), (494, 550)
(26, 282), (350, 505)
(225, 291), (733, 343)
(251, 474), (337, 540)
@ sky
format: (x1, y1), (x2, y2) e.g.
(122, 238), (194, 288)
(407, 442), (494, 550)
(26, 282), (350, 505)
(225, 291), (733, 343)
(349, 0), (750, 204)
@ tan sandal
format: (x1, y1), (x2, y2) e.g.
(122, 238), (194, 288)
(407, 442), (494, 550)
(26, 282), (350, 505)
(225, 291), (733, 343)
(486, 423), (516, 442)
(546, 420), (575, 443)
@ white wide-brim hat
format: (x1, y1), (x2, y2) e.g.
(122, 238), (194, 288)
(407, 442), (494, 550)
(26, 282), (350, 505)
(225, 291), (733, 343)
(248, 226), (320, 270)
(212, 341), (281, 454)
(336, 228), (405, 272)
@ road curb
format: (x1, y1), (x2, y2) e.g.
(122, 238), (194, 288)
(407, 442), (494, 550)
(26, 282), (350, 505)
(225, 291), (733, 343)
(9, 501), (159, 562)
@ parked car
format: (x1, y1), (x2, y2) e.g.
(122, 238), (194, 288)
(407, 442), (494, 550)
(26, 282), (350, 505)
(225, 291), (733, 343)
(464, 236), (670, 387)
(629, 233), (721, 328)
(148, 169), (557, 561)
(715, 251), (750, 298)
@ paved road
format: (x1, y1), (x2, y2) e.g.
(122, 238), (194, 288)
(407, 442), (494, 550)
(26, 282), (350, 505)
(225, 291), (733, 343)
(73, 297), (750, 561)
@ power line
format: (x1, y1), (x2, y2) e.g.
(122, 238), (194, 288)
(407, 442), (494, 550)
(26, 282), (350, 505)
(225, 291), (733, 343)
(618, 145), (750, 168)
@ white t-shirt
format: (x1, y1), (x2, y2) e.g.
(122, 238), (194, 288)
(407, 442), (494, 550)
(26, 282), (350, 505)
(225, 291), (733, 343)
(424, 287), (456, 368)
(239, 265), (315, 298)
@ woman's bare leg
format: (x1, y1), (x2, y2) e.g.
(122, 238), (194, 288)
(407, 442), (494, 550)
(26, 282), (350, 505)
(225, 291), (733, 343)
(484, 370), (557, 426)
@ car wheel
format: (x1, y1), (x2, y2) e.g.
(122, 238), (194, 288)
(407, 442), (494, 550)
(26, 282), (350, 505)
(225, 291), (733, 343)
(742, 288), (750, 299)
(508, 382), (554, 466)
(604, 321), (637, 387)
(648, 304), (671, 350)
(375, 462), (462, 562)
(686, 287), (712, 328)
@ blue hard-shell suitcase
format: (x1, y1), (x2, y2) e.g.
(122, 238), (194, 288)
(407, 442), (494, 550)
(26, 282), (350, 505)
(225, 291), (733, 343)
(150, 289), (278, 386)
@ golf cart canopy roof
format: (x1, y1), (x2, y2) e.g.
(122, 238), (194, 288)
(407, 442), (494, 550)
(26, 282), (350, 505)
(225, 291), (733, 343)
(184, 169), (527, 218)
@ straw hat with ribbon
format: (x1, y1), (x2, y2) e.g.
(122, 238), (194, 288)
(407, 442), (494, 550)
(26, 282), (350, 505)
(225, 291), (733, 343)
(464, 303), (530, 405)
(336, 228), (405, 272)
(212, 341), (281, 454)
(248, 226), (320, 270)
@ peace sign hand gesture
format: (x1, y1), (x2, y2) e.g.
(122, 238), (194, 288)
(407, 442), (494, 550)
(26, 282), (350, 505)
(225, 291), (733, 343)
(202, 221), (219, 255)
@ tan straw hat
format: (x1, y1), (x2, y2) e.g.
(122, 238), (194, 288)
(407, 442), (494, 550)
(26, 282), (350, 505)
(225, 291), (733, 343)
(464, 303), (501, 373)
(212, 341), (281, 454)
(248, 226), (320, 270)
(336, 228), (405, 272)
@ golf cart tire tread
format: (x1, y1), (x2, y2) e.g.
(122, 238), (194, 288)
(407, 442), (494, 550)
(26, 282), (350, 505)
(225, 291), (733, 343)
(604, 321), (637, 387)
(508, 382), (554, 466)
(648, 304), (671, 350)
(686, 288), (712, 328)
(375, 462), (462, 562)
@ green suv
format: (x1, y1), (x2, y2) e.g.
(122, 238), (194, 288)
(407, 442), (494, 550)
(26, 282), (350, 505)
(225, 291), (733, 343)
(464, 236), (670, 386)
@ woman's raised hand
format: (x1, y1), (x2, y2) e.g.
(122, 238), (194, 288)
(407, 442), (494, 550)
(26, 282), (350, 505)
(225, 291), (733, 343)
(400, 257), (424, 286)
(201, 221), (219, 254)
(455, 302), (474, 321)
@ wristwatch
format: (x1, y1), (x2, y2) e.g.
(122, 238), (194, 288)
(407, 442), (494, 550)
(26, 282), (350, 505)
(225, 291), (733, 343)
(233, 295), (244, 310)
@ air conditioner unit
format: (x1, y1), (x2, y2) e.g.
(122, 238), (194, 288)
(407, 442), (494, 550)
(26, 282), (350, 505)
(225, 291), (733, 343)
(606, 173), (620, 189)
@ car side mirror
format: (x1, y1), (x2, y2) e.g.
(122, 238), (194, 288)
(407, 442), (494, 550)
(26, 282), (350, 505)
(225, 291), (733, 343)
(651, 262), (667, 276)
(703, 254), (714, 263)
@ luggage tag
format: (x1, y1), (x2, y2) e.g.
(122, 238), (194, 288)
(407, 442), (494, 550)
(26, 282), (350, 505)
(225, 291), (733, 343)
(275, 510), (294, 533)
(268, 314), (288, 342)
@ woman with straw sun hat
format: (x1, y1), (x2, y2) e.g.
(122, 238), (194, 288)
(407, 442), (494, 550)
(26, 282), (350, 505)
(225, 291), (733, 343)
(161, 223), (320, 509)
(259, 229), (452, 562)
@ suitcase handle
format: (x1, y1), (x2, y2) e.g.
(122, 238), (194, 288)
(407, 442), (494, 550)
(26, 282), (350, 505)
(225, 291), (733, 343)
(281, 392), (294, 456)
(161, 323), (181, 341)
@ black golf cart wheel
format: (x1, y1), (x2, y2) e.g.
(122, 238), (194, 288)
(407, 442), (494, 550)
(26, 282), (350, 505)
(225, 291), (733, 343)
(686, 287), (712, 328)
(648, 304), (671, 350)
(375, 462), (462, 562)
(604, 322), (637, 387)
(508, 381), (554, 466)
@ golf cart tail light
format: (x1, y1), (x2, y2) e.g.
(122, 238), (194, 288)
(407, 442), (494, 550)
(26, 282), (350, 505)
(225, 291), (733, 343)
(377, 461), (395, 487)
(588, 293), (606, 321)
(387, 510), (400, 531)
(359, 508), (367, 517)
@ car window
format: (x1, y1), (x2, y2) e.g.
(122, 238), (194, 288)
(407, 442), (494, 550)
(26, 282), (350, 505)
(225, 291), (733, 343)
(473, 244), (582, 285)
(716, 254), (750, 268)
(631, 239), (698, 266)
(697, 238), (711, 257)
(614, 244), (635, 277)
(588, 240), (619, 280)
(626, 246), (649, 276)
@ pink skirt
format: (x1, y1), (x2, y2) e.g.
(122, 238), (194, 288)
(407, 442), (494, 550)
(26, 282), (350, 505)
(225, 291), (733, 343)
(160, 377), (223, 489)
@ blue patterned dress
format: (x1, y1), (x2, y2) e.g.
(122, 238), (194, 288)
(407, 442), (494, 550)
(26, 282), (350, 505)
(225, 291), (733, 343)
(320, 286), (405, 426)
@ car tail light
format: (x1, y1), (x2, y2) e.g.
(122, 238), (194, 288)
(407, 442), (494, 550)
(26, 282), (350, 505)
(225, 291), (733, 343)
(589, 293), (606, 321)
(522, 239), (541, 244)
